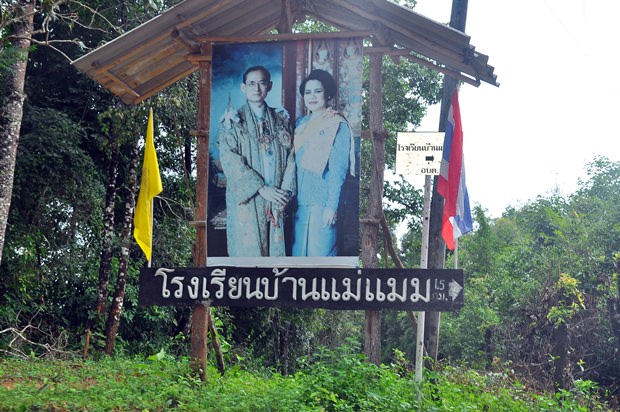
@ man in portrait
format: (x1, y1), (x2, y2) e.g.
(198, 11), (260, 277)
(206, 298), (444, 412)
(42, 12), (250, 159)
(218, 65), (296, 257)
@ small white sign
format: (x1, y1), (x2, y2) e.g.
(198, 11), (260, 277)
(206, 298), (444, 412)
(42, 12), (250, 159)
(395, 132), (444, 176)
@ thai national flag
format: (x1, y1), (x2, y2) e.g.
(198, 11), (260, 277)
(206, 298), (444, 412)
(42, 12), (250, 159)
(437, 90), (473, 250)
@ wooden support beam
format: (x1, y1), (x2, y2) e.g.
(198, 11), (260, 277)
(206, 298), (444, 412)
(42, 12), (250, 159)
(193, 30), (373, 44)
(186, 55), (212, 64)
(403, 54), (480, 87)
(188, 220), (206, 228)
(172, 29), (201, 53)
(132, 65), (198, 105)
(277, 0), (294, 34)
(190, 43), (212, 381)
(102, 71), (141, 98)
(361, 52), (386, 366)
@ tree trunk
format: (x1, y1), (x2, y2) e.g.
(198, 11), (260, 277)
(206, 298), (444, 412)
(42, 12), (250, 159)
(84, 142), (119, 357)
(280, 321), (290, 375)
(190, 302), (208, 380)
(609, 255), (620, 378)
(608, 296), (620, 377)
(361, 52), (385, 365)
(484, 327), (494, 368)
(184, 136), (193, 175)
(0, 1), (34, 265)
(104, 138), (140, 355)
(552, 323), (568, 390)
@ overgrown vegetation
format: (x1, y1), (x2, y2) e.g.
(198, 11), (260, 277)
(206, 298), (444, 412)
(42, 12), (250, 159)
(0, 347), (610, 411)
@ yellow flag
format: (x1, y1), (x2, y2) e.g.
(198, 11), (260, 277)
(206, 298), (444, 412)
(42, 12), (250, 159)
(133, 108), (163, 262)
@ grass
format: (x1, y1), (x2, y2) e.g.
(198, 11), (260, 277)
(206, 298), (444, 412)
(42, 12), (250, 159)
(0, 351), (611, 411)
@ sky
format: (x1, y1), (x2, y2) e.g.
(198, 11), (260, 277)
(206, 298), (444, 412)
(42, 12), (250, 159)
(411, 0), (620, 218)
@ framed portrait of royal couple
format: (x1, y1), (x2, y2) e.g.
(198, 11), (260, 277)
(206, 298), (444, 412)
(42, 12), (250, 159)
(206, 37), (362, 268)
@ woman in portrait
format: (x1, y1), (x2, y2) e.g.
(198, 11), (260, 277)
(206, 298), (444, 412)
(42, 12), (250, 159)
(292, 69), (355, 256)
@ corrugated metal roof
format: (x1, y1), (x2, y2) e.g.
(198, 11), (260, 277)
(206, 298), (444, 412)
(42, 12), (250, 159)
(72, 0), (498, 105)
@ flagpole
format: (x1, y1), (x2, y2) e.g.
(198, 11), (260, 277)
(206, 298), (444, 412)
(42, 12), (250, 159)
(147, 108), (156, 268)
(148, 198), (154, 268)
(454, 238), (459, 269)
(415, 174), (432, 383)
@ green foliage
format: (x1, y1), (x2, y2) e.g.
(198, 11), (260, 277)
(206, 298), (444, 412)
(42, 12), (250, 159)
(0, 104), (105, 341)
(547, 274), (585, 327)
(225, 308), (363, 374)
(295, 344), (418, 411)
(384, 177), (424, 232)
(0, 353), (611, 411)
(436, 156), (620, 393)
(1, 3), (198, 357)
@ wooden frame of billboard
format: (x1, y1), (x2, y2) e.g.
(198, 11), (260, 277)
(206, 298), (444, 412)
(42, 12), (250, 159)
(187, 35), (389, 375)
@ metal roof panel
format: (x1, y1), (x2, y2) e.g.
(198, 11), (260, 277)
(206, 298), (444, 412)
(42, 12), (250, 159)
(72, 0), (497, 104)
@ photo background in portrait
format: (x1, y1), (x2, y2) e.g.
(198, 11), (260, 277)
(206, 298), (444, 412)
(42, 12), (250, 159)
(288, 38), (363, 260)
(207, 38), (362, 267)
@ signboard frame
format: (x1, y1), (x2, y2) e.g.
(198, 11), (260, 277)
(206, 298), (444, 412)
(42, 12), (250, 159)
(395, 132), (444, 176)
(139, 266), (464, 312)
(207, 38), (363, 268)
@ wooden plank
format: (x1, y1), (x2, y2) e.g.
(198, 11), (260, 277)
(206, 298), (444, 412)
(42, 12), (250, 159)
(401, 53), (480, 87)
(189, 0), (275, 36)
(232, 12), (282, 37)
(277, 0), (294, 33)
(92, 36), (178, 75)
(97, 78), (131, 102)
(365, 0), (469, 46)
(325, 0), (468, 66)
(89, 0), (236, 75)
(132, 64), (198, 104)
(407, 57), (480, 87)
(364, 46), (480, 87)
(122, 42), (184, 80)
(174, 0), (238, 31)
(101, 71), (141, 97)
(186, 54), (213, 64)
(308, 0), (483, 80)
(196, 30), (373, 43)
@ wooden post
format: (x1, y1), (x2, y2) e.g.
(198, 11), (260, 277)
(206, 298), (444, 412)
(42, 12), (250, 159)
(425, 0), (468, 367)
(190, 44), (212, 381)
(415, 174), (432, 381)
(362, 51), (386, 365)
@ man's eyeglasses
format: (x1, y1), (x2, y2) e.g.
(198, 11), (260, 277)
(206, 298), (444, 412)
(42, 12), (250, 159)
(246, 80), (269, 88)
